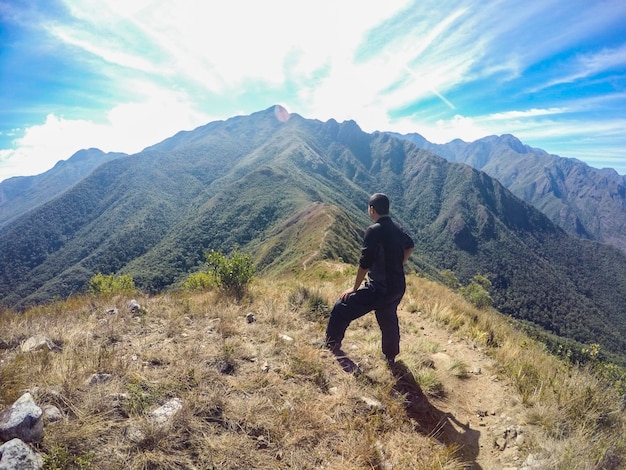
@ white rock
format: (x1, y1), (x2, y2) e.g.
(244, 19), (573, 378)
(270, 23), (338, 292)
(0, 393), (43, 443)
(0, 438), (43, 470)
(20, 336), (57, 353)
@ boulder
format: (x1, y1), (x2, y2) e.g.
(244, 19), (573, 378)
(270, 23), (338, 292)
(0, 393), (43, 443)
(0, 439), (43, 470)
(20, 336), (57, 353)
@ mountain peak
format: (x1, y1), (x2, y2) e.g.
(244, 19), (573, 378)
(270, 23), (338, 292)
(500, 134), (528, 153)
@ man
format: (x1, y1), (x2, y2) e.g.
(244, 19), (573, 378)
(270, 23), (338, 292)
(324, 193), (414, 365)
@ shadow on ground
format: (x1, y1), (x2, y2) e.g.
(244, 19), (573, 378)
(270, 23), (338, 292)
(333, 351), (482, 469)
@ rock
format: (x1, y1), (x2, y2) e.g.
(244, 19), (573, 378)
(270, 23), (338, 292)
(359, 396), (385, 411)
(0, 393), (44, 443)
(495, 437), (507, 451)
(149, 398), (183, 426)
(106, 308), (118, 315)
(255, 435), (268, 449)
(86, 373), (113, 385)
(0, 438), (43, 470)
(125, 423), (146, 444)
(20, 336), (58, 353)
(126, 397), (183, 444)
(127, 300), (141, 313)
(524, 453), (541, 467)
(42, 405), (63, 423)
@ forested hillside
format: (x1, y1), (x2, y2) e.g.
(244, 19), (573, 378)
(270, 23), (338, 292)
(393, 132), (626, 253)
(0, 148), (127, 228)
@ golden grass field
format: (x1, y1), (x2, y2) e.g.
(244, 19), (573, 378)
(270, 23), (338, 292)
(1, 263), (624, 469)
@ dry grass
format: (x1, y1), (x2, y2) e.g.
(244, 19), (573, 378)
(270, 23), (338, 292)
(405, 275), (626, 470)
(1, 267), (624, 469)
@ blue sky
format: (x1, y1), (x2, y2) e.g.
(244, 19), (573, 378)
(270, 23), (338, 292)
(1, 0), (625, 182)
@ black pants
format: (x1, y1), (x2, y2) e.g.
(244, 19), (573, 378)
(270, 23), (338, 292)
(325, 284), (404, 360)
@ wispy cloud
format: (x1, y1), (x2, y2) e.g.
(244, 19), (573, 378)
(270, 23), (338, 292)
(1, 0), (625, 180)
(486, 108), (570, 120)
(531, 44), (626, 92)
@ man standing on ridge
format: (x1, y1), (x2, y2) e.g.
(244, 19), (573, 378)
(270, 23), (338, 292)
(323, 193), (414, 365)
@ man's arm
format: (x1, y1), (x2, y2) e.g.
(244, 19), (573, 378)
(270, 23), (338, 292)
(403, 247), (413, 264)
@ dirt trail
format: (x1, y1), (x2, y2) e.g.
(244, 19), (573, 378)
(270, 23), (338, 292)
(332, 310), (542, 470)
(413, 312), (538, 469)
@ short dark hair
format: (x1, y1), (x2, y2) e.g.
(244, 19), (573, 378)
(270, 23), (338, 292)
(369, 193), (389, 215)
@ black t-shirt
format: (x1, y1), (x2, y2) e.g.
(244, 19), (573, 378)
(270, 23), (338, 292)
(358, 216), (414, 295)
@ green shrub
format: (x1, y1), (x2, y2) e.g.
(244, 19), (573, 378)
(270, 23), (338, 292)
(88, 273), (135, 296)
(43, 444), (95, 470)
(459, 274), (493, 309)
(205, 247), (255, 298)
(440, 269), (460, 290)
(182, 272), (214, 292)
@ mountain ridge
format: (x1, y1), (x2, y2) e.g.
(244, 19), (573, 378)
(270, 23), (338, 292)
(391, 131), (626, 252)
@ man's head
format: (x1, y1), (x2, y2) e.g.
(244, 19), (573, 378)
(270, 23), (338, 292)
(368, 193), (390, 218)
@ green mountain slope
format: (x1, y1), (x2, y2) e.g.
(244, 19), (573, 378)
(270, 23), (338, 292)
(1, 106), (626, 360)
(0, 148), (127, 228)
(393, 132), (626, 253)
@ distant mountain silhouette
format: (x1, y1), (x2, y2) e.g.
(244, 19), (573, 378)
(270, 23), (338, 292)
(391, 132), (626, 253)
(1, 106), (626, 361)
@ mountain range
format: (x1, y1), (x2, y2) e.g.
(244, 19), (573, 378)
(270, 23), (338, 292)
(1, 105), (625, 361)
(392, 132), (626, 253)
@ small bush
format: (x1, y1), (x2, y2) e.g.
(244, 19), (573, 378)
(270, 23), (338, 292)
(182, 272), (214, 292)
(288, 286), (330, 320)
(88, 273), (135, 296)
(448, 359), (469, 378)
(440, 269), (460, 290)
(43, 444), (95, 470)
(415, 369), (445, 398)
(205, 247), (255, 298)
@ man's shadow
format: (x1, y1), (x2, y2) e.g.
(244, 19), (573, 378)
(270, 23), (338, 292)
(332, 351), (482, 469)
(389, 360), (482, 469)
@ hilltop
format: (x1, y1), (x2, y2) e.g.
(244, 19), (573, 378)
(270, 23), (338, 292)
(1, 267), (624, 469)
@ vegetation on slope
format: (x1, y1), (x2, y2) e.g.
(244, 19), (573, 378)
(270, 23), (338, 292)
(394, 132), (626, 253)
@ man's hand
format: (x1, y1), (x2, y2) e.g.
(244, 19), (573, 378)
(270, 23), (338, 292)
(340, 288), (356, 303)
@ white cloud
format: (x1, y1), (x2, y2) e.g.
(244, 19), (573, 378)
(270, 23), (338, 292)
(0, 89), (212, 182)
(532, 44), (626, 91)
(56, 0), (410, 93)
(2, 0), (626, 180)
(485, 108), (569, 120)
